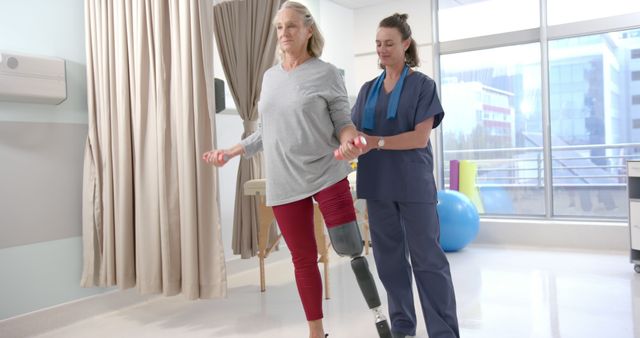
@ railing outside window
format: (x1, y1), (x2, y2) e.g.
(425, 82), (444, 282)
(443, 143), (640, 218)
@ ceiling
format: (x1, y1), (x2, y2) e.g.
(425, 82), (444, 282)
(328, 0), (400, 9)
(329, 0), (487, 10)
(438, 0), (487, 9)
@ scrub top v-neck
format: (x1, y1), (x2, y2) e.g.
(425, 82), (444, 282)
(351, 71), (444, 203)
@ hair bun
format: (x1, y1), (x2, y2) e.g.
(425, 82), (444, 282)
(394, 13), (408, 22)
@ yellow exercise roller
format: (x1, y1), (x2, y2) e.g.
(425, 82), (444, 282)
(458, 160), (484, 213)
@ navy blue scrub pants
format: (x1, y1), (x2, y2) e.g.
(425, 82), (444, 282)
(366, 200), (460, 338)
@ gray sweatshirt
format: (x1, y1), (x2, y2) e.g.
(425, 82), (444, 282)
(239, 58), (353, 206)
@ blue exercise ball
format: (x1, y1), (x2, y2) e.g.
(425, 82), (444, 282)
(437, 190), (480, 252)
(480, 187), (514, 214)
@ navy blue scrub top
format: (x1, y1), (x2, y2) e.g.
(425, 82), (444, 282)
(351, 71), (444, 203)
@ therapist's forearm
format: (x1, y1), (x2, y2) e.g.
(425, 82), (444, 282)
(378, 130), (431, 150)
(365, 117), (434, 150)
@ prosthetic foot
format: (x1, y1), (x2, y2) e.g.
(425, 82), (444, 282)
(329, 221), (392, 338)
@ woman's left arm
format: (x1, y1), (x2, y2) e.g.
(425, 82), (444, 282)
(326, 66), (363, 160)
(362, 117), (434, 151)
(336, 125), (364, 160)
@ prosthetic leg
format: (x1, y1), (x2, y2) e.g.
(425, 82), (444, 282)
(328, 221), (392, 338)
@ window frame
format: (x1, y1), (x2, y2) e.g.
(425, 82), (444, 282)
(435, 1), (640, 221)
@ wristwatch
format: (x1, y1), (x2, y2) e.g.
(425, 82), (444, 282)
(377, 137), (385, 150)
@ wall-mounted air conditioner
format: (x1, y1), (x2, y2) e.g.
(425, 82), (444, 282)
(0, 51), (67, 105)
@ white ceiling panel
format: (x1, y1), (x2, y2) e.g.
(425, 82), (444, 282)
(329, 0), (402, 9)
(330, 0), (488, 10)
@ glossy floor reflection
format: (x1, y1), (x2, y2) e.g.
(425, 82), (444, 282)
(35, 245), (638, 338)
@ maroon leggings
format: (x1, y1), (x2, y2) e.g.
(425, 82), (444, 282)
(272, 178), (356, 321)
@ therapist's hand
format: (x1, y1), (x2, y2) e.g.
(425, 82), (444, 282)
(359, 133), (377, 154)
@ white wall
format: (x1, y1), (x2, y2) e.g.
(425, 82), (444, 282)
(0, 0), (108, 320)
(353, 0), (434, 85)
(318, 1), (357, 96)
(213, 113), (246, 260)
(0, 0), (88, 124)
(0, 238), (107, 319)
(0, 0), (248, 321)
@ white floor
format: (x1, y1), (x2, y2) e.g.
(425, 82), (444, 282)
(32, 245), (639, 338)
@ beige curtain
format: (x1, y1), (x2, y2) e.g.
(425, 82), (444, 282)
(213, 0), (281, 258)
(81, 0), (227, 299)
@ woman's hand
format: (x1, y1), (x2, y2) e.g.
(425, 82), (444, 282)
(336, 136), (366, 161)
(202, 149), (230, 167)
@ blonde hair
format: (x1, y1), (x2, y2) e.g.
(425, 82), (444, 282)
(275, 1), (324, 58)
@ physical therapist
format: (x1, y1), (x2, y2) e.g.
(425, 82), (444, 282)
(351, 13), (460, 338)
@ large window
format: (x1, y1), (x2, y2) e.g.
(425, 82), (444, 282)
(438, 0), (539, 42)
(438, 0), (640, 220)
(440, 44), (544, 216)
(550, 30), (640, 218)
(547, 0), (640, 25)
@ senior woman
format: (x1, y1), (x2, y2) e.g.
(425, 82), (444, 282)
(203, 2), (391, 338)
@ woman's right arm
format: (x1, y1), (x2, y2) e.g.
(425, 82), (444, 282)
(202, 143), (245, 167)
(239, 118), (263, 158)
(202, 119), (263, 166)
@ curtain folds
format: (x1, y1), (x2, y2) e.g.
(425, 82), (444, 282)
(81, 0), (226, 299)
(213, 0), (281, 258)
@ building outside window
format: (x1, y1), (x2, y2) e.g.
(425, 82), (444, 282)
(440, 44), (544, 216)
(438, 0), (640, 219)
